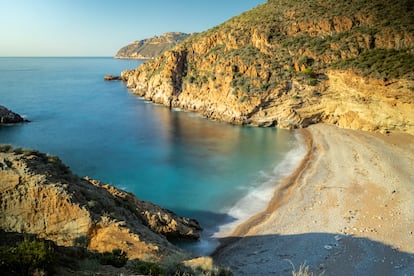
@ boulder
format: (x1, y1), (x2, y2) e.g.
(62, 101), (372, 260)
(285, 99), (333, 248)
(0, 105), (29, 124)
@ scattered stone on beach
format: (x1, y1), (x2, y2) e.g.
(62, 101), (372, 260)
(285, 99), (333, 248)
(0, 105), (29, 124)
(104, 75), (122, 81)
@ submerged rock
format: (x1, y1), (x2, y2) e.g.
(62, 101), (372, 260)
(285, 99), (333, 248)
(0, 105), (29, 124)
(0, 146), (202, 261)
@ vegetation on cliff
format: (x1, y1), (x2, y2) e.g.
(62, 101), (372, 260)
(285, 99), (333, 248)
(115, 32), (192, 59)
(122, 0), (414, 133)
(0, 145), (209, 274)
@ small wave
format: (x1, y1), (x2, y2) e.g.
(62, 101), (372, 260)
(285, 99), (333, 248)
(0, 68), (36, 72)
(214, 132), (307, 237)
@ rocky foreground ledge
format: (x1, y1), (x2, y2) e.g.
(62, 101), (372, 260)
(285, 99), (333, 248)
(0, 105), (29, 124)
(0, 145), (201, 262)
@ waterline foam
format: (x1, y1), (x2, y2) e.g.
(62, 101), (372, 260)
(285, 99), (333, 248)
(214, 131), (307, 237)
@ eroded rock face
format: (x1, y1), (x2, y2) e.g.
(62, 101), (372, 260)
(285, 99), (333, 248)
(0, 105), (28, 124)
(121, 0), (414, 135)
(0, 147), (201, 261)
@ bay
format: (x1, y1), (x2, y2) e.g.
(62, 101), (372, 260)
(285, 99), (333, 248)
(0, 57), (304, 254)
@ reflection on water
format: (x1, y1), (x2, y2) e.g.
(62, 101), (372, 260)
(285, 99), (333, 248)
(0, 57), (301, 255)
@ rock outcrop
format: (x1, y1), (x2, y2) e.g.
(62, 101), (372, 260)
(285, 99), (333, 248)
(0, 105), (28, 124)
(104, 75), (122, 81)
(115, 32), (191, 59)
(0, 146), (201, 262)
(122, 0), (414, 135)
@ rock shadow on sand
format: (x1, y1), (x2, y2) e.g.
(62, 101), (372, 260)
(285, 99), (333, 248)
(213, 232), (414, 276)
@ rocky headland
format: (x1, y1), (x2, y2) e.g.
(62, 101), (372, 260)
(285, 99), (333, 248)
(2, 0), (414, 274)
(115, 32), (191, 59)
(118, 0), (414, 274)
(0, 145), (201, 264)
(121, 0), (414, 135)
(0, 105), (29, 124)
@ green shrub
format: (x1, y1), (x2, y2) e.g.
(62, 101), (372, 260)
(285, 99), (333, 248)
(13, 147), (23, 154)
(308, 78), (318, 86)
(0, 238), (55, 275)
(97, 249), (128, 268)
(238, 95), (249, 103)
(332, 49), (414, 79)
(298, 56), (314, 68)
(0, 144), (13, 153)
(132, 260), (165, 275)
(73, 235), (90, 248)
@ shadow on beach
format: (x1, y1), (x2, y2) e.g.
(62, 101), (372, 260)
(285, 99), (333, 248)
(213, 232), (414, 275)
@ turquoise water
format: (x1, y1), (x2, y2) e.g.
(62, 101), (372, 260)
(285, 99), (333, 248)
(0, 57), (304, 254)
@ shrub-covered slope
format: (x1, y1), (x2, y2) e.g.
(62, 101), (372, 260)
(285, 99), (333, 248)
(0, 146), (201, 262)
(122, 0), (414, 133)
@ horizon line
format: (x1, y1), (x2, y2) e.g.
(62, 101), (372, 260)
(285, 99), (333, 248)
(0, 56), (115, 58)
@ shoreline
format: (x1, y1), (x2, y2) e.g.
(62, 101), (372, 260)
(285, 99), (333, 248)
(214, 130), (308, 239)
(213, 124), (414, 275)
(211, 128), (312, 255)
(230, 128), (313, 238)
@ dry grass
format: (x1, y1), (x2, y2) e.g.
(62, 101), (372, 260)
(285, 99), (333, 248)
(289, 261), (324, 276)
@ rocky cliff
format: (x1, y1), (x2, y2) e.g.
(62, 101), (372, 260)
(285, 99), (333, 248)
(115, 32), (191, 59)
(0, 145), (201, 262)
(0, 105), (28, 124)
(122, 0), (414, 134)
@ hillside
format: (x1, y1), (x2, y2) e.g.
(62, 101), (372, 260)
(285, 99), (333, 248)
(0, 145), (201, 265)
(122, 0), (414, 134)
(115, 32), (191, 59)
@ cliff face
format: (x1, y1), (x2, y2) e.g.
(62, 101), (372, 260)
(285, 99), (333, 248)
(0, 146), (201, 261)
(115, 32), (191, 59)
(122, 0), (414, 134)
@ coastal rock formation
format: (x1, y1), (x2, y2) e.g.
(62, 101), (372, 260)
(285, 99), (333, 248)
(0, 146), (201, 261)
(115, 32), (191, 59)
(104, 75), (122, 81)
(0, 105), (28, 124)
(122, 0), (414, 134)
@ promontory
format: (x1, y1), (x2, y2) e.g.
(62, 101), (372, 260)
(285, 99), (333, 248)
(0, 145), (205, 274)
(121, 0), (414, 135)
(115, 32), (191, 59)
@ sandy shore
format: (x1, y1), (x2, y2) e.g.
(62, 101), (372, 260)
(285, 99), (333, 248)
(214, 124), (414, 275)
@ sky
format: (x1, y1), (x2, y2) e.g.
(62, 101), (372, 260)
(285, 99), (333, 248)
(0, 0), (266, 57)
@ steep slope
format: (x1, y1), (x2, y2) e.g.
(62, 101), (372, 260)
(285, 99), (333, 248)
(122, 0), (414, 134)
(115, 32), (191, 59)
(0, 146), (201, 262)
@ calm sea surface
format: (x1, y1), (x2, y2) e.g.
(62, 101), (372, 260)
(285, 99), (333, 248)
(0, 57), (304, 254)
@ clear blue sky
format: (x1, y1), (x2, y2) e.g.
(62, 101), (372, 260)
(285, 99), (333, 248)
(0, 0), (266, 57)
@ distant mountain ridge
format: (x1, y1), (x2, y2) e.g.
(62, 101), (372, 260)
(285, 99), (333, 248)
(115, 32), (191, 59)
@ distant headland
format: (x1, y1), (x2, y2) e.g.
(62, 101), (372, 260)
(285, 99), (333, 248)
(114, 32), (192, 60)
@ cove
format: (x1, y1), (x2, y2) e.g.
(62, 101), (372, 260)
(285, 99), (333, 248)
(0, 57), (303, 254)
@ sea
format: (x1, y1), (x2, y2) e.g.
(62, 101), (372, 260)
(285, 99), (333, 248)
(0, 57), (306, 255)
